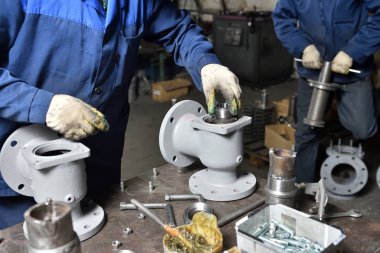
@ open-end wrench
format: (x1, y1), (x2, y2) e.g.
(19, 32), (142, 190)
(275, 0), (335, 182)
(312, 209), (363, 219)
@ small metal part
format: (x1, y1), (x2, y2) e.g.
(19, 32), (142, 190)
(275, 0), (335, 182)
(320, 209), (363, 219)
(269, 222), (276, 238)
(317, 178), (328, 221)
(112, 240), (122, 249)
(271, 219), (295, 237)
(148, 181), (154, 192)
(120, 202), (176, 227)
(183, 202), (214, 224)
(122, 227), (133, 236)
(137, 213), (146, 220)
(153, 167), (158, 177)
(259, 235), (286, 249)
(164, 194), (204, 202)
(252, 222), (269, 237)
(120, 181), (126, 192)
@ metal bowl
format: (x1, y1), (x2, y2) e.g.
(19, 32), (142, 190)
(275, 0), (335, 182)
(183, 202), (215, 224)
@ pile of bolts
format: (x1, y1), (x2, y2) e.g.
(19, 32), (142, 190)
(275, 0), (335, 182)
(253, 219), (324, 252)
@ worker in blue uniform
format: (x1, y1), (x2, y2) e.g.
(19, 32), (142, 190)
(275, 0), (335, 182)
(0, 0), (242, 229)
(272, 0), (380, 182)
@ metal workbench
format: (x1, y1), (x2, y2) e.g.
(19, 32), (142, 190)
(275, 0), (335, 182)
(1, 164), (380, 252)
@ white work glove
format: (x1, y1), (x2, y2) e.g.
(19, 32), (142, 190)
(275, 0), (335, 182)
(331, 51), (353, 75)
(201, 64), (242, 115)
(46, 94), (109, 140)
(302, 44), (323, 69)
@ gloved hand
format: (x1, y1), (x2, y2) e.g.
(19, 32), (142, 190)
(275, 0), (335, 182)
(201, 64), (241, 115)
(302, 44), (323, 69)
(332, 51), (353, 75)
(46, 94), (109, 140)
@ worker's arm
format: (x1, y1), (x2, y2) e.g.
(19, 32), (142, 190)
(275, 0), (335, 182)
(341, 0), (380, 64)
(143, 0), (241, 115)
(142, 0), (219, 90)
(272, 0), (313, 58)
(0, 0), (107, 139)
(0, 0), (53, 124)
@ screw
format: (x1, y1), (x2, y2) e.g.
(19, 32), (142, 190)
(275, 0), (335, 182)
(123, 227), (133, 236)
(153, 167), (158, 177)
(149, 181), (154, 192)
(252, 222), (269, 237)
(120, 181), (126, 192)
(112, 240), (122, 249)
(271, 219), (295, 237)
(269, 222), (276, 238)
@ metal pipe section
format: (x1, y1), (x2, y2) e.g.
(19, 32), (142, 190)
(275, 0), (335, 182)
(24, 199), (81, 253)
(266, 148), (297, 207)
(304, 61), (335, 128)
(164, 194), (205, 203)
(119, 202), (176, 227)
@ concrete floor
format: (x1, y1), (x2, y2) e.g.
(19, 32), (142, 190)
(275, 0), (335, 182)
(121, 76), (380, 224)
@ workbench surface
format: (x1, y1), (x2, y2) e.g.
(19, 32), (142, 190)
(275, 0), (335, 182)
(1, 164), (379, 252)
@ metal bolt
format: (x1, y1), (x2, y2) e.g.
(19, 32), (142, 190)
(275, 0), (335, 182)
(252, 222), (269, 237)
(112, 240), (122, 249)
(123, 227), (133, 236)
(271, 219), (295, 237)
(259, 235), (286, 249)
(137, 213), (146, 220)
(269, 222), (276, 238)
(148, 181), (154, 192)
(120, 181), (126, 192)
(338, 138), (342, 153)
(153, 167), (158, 177)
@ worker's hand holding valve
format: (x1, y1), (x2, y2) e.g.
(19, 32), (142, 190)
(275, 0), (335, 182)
(46, 94), (109, 140)
(331, 51), (353, 75)
(201, 64), (242, 115)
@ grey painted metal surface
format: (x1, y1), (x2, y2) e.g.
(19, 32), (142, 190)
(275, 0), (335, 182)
(0, 124), (104, 241)
(320, 140), (368, 196)
(159, 100), (256, 201)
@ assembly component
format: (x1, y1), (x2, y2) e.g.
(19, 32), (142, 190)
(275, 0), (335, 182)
(183, 202), (215, 224)
(24, 200), (81, 253)
(164, 194), (205, 203)
(320, 152), (368, 196)
(0, 124), (59, 196)
(191, 115), (252, 135)
(236, 204), (346, 253)
(266, 177), (297, 197)
(159, 100), (206, 167)
(29, 160), (87, 204)
(197, 130), (245, 170)
(21, 140), (90, 170)
(215, 104), (231, 119)
(326, 142), (364, 159)
(119, 202), (176, 227)
(268, 148), (296, 178)
(303, 87), (330, 128)
(317, 179), (328, 221)
(319, 61), (332, 83)
(189, 169), (257, 201)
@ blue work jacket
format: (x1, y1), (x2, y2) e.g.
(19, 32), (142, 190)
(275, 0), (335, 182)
(272, 0), (380, 83)
(0, 0), (220, 196)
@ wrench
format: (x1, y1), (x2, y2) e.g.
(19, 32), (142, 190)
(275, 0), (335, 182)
(312, 209), (363, 219)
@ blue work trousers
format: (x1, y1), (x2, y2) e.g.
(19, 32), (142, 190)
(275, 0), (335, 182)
(0, 195), (36, 229)
(295, 77), (378, 182)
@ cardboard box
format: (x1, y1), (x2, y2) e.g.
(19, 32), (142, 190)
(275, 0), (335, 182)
(264, 124), (295, 150)
(273, 98), (289, 117)
(152, 78), (192, 102)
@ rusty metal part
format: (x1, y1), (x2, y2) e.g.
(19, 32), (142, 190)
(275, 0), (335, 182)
(120, 202), (176, 227)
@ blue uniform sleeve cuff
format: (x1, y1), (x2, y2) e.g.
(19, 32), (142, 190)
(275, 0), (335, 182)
(196, 54), (221, 73)
(342, 44), (366, 65)
(28, 89), (55, 124)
